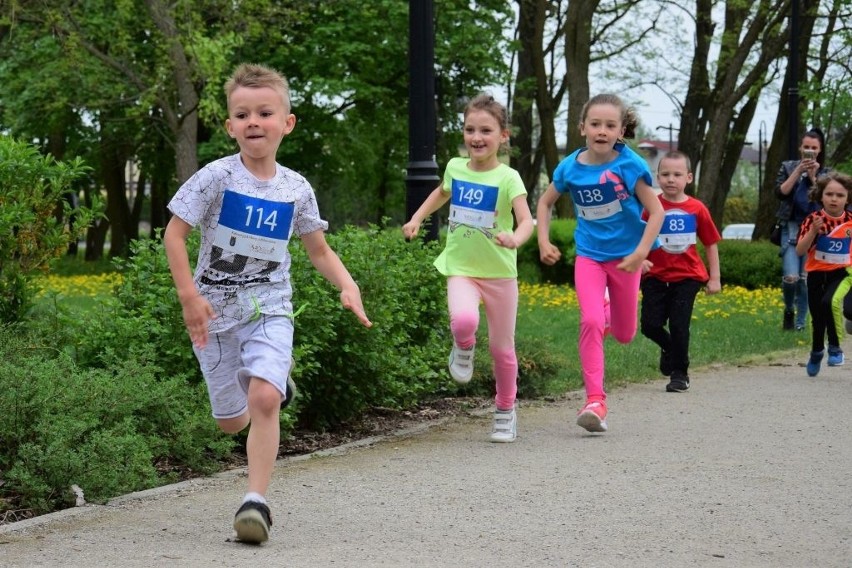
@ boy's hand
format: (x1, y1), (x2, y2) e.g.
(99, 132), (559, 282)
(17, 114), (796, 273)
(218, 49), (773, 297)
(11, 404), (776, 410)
(705, 278), (722, 295)
(640, 260), (653, 274)
(341, 287), (372, 328)
(181, 294), (216, 348)
(539, 241), (562, 265)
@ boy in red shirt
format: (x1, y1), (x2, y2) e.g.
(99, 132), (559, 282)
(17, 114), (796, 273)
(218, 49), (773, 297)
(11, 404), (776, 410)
(795, 171), (852, 376)
(641, 151), (721, 392)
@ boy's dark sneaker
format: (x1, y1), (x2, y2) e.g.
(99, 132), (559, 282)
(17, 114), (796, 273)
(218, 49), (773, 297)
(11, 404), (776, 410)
(280, 376), (297, 410)
(666, 371), (690, 393)
(233, 501), (272, 544)
(281, 358), (297, 410)
(659, 350), (673, 376)
(806, 350), (825, 377)
(783, 310), (794, 330)
(828, 346), (844, 366)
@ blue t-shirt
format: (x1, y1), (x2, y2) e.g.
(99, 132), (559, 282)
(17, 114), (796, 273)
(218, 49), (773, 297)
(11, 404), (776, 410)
(552, 143), (655, 262)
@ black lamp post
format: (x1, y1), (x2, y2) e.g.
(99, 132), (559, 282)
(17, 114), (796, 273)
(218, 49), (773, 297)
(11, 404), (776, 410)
(787, 0), (800, 159)
(406, 0), (439, 241)
(758, 120), (767, 194)
(656, 123), (679, 152)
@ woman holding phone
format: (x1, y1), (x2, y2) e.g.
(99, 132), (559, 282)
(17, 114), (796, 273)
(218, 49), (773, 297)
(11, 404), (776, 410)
(774, 128), (830, 331)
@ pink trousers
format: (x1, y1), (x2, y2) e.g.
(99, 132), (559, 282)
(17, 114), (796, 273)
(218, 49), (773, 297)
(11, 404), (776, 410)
(574, 256), (641, 402)
(447, 276), (518, 410)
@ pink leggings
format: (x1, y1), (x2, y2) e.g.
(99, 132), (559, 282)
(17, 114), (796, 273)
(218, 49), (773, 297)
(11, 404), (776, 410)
(574, 256), (641, 402)
(447, 276), (518, 410)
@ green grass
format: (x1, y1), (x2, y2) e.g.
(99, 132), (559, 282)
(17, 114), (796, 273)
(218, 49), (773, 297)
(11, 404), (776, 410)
(33, 268), (806, 399)
(512, 283), (803, 397)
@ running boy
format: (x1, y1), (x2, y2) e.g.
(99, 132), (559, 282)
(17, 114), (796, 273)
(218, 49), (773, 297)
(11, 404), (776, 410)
(164, 63), (371, 544)
(640, 151), (721, 392)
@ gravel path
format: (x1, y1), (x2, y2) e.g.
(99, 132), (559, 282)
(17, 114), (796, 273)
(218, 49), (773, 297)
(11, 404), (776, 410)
(2, 355), (850, 567)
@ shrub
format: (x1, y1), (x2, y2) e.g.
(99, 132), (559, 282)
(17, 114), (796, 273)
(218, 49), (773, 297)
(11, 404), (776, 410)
(517, 219), (577, 284)
(289, 225), (450, 429)
(0, 136), (97, 323)
(714, 240), (781, 289)
(0, 326), (232, 516)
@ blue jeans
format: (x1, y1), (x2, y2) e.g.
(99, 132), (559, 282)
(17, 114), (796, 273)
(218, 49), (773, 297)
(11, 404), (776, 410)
(780, 220), (808, 328)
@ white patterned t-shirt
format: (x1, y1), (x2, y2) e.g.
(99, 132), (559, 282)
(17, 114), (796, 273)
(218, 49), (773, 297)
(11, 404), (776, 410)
(168, 154), (328, 332)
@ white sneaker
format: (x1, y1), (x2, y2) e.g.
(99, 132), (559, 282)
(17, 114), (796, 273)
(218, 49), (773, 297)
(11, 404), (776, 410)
(448, 343), (475, 383)
(490, 408), (517, 443)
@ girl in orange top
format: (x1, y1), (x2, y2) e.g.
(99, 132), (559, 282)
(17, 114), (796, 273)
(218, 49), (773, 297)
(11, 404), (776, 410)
(795, 171), (852, 376)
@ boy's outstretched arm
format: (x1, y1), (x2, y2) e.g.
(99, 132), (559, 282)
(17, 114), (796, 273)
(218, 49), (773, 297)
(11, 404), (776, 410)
(164, 216), (216, 348)
(705, 243), (721, 294)
(301, 230), (372, 328)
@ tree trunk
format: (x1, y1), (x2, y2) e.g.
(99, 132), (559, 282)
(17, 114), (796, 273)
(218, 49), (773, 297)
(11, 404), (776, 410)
(690, 0), (790, 224)
(511, 0), (543, 206)
(553, 0), (598, 218)
(145, 0), (199, 185)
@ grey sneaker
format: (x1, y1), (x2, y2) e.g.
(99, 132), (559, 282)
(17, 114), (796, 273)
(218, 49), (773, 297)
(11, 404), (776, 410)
(490, 407), (517, 443)
(281, 359), (297, 409)
(448, 343), (475, 383)
(233, 501), (272, 544)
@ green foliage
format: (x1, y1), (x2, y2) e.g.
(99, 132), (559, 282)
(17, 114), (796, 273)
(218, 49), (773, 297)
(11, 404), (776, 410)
(716, 239), (781, 289)
(723, 195), (757, 225)
(289, 225), (450, 429)
(0, 136), (97, 323)
(517, 219), (577, 284)
(0, 326), (231, 515)
(68, 234), (199, 381)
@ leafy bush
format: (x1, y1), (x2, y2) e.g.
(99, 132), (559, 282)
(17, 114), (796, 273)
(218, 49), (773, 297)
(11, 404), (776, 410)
(517, 218), (780, 290)
(517, 219), (577, 284)
(0, 326), (232, 515)
(289, 225), (450, 429)
(714, 239), (781, 289)
(0, 136), (97, 322)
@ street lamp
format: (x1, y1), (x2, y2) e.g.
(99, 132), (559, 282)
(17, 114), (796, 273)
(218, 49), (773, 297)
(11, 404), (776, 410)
(655, 123), (679, 152)
(406, 0), (439, 241)
(787, 0), (800, 159)
(758, 120), (767, 195)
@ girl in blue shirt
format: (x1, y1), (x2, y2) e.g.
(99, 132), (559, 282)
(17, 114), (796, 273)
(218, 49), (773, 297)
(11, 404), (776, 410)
(536, 94), (664, 433)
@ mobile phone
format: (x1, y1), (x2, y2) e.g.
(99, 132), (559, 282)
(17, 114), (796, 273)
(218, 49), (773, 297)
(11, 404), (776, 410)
(803, 150), (816, 160)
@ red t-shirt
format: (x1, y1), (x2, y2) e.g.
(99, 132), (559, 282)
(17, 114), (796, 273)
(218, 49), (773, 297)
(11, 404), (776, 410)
(644, 195), (721, 282)
(799, 210), (852, 272)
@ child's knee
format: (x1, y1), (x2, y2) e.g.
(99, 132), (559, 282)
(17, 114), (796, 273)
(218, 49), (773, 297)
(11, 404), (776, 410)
(450, 312), (479, 341)
(611, 327), (636, 344)
(247, 378), (283, 415)
(217, 413), (250, 434)
(489, 346), (517, 369)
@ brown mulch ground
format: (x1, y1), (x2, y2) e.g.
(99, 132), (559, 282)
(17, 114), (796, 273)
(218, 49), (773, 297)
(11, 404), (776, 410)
(233, 396), (492, 467)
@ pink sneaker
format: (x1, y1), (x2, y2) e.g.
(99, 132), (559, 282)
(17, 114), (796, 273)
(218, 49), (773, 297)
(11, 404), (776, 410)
(576, 400), (608, 432)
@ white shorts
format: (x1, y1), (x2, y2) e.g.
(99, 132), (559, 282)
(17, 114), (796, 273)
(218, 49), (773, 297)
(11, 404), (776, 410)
(193, 315), (294, 419)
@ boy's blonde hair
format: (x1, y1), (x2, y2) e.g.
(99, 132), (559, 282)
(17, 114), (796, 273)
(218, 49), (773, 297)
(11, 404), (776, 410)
(224, 63), (291, 111)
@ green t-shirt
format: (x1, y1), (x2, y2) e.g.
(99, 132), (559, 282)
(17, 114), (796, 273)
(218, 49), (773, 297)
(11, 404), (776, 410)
(434, 157), (527, 278)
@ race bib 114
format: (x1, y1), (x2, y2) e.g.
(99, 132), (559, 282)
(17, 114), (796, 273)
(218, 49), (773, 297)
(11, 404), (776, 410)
(213, 190), (294, 262)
